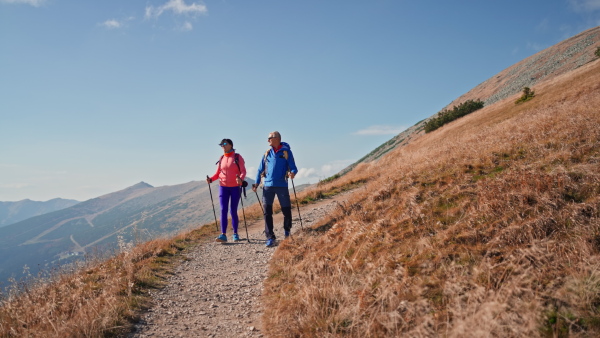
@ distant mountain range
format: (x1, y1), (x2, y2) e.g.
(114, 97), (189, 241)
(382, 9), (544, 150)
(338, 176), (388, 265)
(0, 198), (80, 228)
(0, 180), (257, 286)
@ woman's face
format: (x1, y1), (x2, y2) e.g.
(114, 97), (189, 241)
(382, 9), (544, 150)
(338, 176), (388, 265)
(221, 142), (233, 152)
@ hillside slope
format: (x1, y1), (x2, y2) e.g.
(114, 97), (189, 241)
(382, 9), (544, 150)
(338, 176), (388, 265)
(0, 180), (257, 286)
(342, 25), (600, 175)
(0, 198), (80, 228)
(1, 27), (598, 338)
(263, 48), (600, 336)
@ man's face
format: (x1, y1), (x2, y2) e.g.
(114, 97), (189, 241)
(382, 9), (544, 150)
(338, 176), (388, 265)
(268, 134), (280, 147)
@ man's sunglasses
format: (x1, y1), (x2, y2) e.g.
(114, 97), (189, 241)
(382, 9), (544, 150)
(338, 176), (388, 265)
(220, 142), (229, 146)
(268, 137), (276, 140)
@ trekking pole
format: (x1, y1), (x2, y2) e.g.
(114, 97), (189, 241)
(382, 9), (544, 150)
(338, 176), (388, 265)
(207, 176), (219, 232)
(253, 184), (264, 214)
(290, 177), (304, 229)
(238, 177), (250, 243)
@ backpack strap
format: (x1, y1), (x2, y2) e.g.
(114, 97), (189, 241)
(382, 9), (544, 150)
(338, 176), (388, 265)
(234, 153), (241, 173)
(261, 149), (270, 177)
(216, 154), (242, 174)
(215, 155), (224, 166)
(233, 153), (248, 198)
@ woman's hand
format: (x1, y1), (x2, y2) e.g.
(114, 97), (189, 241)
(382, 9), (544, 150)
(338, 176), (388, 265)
(236, 176), (243, 186)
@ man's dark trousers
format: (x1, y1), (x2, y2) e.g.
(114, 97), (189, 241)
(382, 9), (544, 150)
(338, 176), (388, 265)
(262, 186), (292, 240)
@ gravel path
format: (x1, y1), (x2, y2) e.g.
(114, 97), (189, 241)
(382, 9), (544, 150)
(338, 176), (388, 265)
(130, 192), (353, 338)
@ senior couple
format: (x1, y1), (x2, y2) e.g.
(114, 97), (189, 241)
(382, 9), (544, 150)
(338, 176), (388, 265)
(206, 131), (298, 247)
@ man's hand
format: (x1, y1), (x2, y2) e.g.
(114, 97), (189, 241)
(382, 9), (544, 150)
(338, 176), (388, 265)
(288, 172), (296, 179)
(252, 183), (258, 192)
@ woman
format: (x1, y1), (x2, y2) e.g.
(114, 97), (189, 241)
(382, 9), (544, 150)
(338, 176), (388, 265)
(207, 138), (246, 242)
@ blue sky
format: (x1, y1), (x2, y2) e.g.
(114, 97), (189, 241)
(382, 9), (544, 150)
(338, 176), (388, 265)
(1, 0), (599, 202)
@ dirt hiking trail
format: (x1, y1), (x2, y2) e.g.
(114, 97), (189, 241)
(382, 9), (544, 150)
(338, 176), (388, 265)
(130, 190), (356, 337)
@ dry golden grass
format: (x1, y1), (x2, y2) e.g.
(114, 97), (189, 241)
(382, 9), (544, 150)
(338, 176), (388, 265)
(262, 60), (600, 337)
(0, 176), (355, 337)
(1, 57), (597, 338)
(0, 153), (365, 338)
(0, 223), (216, 337)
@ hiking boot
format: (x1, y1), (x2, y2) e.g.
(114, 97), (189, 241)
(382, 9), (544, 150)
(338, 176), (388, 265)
(265, 238), (276, 247)
(232, 233), (240, 241)
(284, 231), (290, 239)
(216, 234), (227, 243)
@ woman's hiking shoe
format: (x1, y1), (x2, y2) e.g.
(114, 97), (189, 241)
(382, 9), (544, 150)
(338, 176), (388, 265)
(216, 234), (227, 243)
(232, 233), (240, 241)
(265, 238), (276, 247)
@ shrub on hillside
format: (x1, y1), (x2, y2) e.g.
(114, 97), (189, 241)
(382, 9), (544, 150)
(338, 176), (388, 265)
(424, 99), (484, 133)
(595, 46), (600, 58)
(515, 86), (535, 104)
(319, 174), (340, 185)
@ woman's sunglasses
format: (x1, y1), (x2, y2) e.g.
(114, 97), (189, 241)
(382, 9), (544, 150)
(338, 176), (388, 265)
(220, 142), (229, 146)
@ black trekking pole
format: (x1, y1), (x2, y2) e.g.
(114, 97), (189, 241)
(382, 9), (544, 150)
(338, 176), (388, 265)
(253, 184), (264, 214)
(207, 175), (219, 232)
(290, 177), (304, 229)
(238, 177), (250, 243)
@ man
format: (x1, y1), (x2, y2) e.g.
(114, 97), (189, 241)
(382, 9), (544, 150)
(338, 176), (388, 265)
(252, 131), (298, 247)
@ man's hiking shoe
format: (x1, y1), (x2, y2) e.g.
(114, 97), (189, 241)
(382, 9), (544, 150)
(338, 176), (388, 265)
(232, 233), (240, 241)
(216, 234), (227, 243)
(284, 231), (290, 239)
(266, 238), (276, 247)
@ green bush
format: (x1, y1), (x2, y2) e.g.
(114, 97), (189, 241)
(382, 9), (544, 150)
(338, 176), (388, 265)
(595, 46), (600, 58)
(515, 87), (535, 104)
(319, 174), (340, 185)
(424, 99), (484, 133)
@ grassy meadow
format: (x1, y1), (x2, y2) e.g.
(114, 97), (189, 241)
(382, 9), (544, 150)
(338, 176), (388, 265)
(262, 59), (600, 337)
(1, 57), (598, 338)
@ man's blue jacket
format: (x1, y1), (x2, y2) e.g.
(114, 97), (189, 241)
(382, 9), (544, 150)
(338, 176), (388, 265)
(255, 142), (298, 187)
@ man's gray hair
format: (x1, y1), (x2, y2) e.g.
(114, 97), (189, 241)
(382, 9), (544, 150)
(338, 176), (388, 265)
(271, 131), (281, 139)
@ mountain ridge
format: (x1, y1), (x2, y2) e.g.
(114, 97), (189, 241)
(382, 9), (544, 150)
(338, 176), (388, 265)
(0, 198), (80, 228)
(340, 25), (600, 175)
(0, 179), (257, 285)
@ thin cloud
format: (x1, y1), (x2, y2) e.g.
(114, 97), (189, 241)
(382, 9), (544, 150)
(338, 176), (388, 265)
(295, 160), (354, 183)
(102, 19), (122, 29)
(354, 125), (406, 136)
(0, 0), (46, 6)
(536, 18), (550, 32)
(178, 21), (194, 31)
(569, 0), (600, 12)
(295, 168), (317, 180)
(145, 0), (207, 19)
(100, 16), (134, 29)
(0, 183), (31, 189)
(246, 166), (257, 180)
